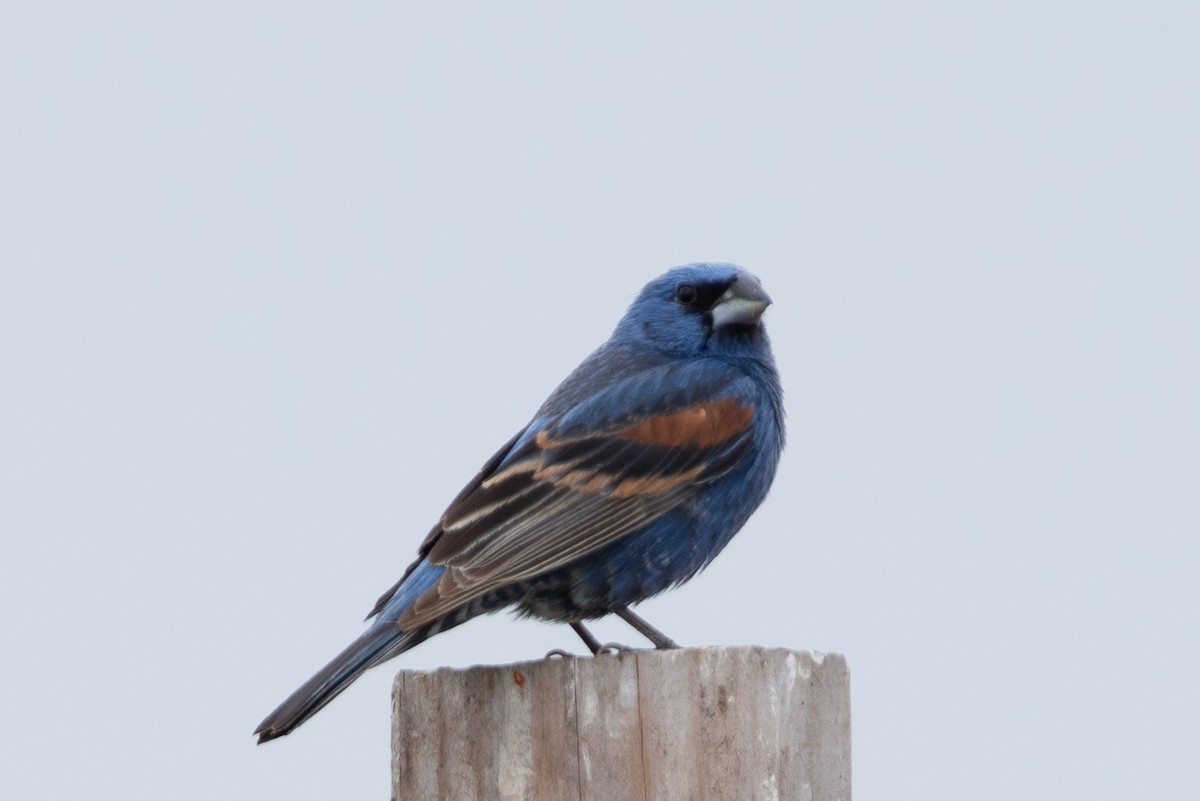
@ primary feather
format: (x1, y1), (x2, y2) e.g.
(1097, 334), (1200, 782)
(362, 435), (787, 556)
(255, 263), (784, 742)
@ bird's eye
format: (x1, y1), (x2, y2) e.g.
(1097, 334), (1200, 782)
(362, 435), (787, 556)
(675, 284), (698, 305)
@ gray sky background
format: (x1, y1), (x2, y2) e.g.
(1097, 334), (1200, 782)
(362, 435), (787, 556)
(2, 3), (1197, 799)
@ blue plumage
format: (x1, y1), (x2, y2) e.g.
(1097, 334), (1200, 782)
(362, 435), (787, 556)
(255, 263), (784, 742)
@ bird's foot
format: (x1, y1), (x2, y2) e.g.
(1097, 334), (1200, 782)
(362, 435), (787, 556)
(569, 621), (604, 655)
(544, 648), (576, 659)
(614, 606), (681, 650)
(596, 641), (636, 655)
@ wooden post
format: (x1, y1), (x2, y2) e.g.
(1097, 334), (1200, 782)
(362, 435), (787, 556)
(392, 646), (850, 801)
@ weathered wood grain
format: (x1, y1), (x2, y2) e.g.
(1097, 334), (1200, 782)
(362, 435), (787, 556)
(392, 647), (850, 801)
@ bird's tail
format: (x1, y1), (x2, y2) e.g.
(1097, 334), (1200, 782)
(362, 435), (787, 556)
(254, 622), (421, 743)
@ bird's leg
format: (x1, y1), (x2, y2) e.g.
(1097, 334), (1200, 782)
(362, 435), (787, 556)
(570, 621), (634, 655)
(569, 621), (604, 655)
(614, 606), (681, 649)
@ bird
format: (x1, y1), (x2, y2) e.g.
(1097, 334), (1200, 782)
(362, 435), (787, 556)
(255, 262), (785, 742)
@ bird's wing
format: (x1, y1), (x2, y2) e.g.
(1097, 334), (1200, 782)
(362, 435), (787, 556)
(390, 360), (759, 630)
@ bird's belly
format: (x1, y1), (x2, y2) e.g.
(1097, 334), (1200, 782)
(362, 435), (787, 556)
(510, 508), (725, 621)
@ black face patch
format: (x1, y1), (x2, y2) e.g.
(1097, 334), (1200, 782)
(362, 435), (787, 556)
(673, 279), (732, 313)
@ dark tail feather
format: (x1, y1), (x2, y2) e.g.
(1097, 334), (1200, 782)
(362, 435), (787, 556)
(255, 623), (424, 743)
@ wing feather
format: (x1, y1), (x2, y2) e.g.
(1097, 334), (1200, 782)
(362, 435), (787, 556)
(395, 365), (759, 629)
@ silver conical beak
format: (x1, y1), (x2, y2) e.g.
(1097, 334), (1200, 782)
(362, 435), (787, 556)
(711, 273), (772, 328)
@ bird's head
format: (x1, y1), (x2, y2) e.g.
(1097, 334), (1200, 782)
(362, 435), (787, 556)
(614, 263), (773, 358)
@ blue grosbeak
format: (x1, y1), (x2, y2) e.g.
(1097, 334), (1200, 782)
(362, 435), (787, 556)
(256, 263), (784, 742)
